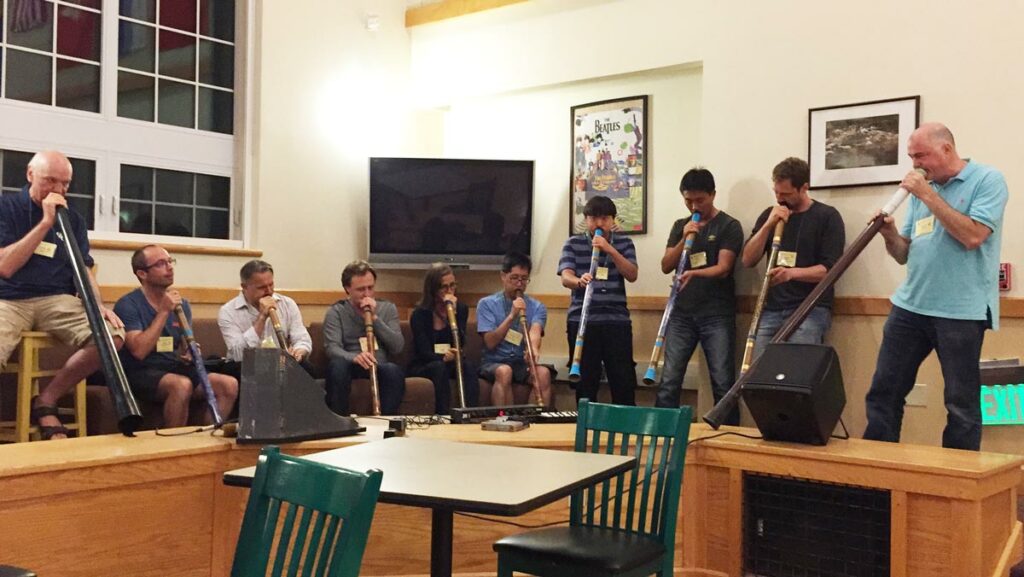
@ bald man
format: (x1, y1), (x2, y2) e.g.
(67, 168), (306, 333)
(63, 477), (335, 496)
(0, 151), (125, 440)
(864, 123), (1008, 451)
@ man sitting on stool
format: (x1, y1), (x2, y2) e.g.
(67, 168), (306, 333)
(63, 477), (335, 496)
(0, 150), (125, 439)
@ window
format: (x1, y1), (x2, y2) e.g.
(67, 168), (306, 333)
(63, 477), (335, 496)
(2, 0), (103, 112)
(117, 0), (234, 134)
(119, 163), (229, 239)
(0, 0), (244, 246)
(0, 147), (97, 229)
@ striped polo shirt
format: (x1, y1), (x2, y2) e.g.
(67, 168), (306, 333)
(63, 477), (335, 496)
(557, 232), (636, 324)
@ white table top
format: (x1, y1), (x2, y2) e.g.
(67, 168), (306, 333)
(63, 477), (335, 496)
(224, 436), (635, 515)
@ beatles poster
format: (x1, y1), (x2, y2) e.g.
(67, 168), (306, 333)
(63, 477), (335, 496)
(570, 95), (648, 234)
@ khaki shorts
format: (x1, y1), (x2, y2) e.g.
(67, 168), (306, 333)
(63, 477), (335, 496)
(0, 294), (126, 368)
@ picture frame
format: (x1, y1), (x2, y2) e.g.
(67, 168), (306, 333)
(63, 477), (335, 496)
(808, 96), (920, 189)
(570, 95), (648, 234)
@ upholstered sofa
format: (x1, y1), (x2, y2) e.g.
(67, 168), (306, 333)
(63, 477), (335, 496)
(81, 318), (540, 435)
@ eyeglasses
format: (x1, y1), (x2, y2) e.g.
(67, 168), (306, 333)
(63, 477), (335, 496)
(507, 274), (530, 284)
(141, 257), (176, 270)
(439, 282), (457, 291)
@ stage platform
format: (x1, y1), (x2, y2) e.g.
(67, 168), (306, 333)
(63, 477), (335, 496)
(0, 420), (1020, 577)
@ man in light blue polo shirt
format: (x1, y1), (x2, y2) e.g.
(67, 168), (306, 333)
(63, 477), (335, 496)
(864, 123), (1007, 451)
(477, 252), (553, 407)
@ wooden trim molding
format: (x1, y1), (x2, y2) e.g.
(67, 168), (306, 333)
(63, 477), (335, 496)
(91, 239), (262, 258)
(95, 285), (1024, 319)
(405, 0), (529, 27)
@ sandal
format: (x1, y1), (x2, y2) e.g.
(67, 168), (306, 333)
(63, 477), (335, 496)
(30, 396), (70, 440)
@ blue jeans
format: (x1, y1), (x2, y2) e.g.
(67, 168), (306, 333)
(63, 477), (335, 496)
(864, 305), (987, 450)
(325, 356), (405, 416)
(655, 314), (737, 425)
(752, 306), (833, 362)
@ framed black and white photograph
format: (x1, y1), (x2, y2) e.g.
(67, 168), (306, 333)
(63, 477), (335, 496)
(808, 96), (919, 189)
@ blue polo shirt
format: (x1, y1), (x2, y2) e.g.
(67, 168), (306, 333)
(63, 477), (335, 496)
(476, 291), (547, 365)
(892, 160), (1007, 329)
(114, 288), (193, 372)
(0, 187), (93, 300)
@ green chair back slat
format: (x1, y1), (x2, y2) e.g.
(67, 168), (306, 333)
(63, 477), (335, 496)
(260, 498), (283, 568)
(231, 446), (383, 577)
(287, 506), (316, 575)
(271, 502), (300, 576)
(568, 399), (693, 574)
(301, 511), (329, 577)
(313, 516), (341, 576)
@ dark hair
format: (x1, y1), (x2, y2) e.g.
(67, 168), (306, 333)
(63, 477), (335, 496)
(341, 260), (377, 289)
(240, 259), (273, 283)
(419, 262), (454, 309)
(680, 167), (716, 194)
(130, 244), (161, 273)
(501, 252), (532, 274)
(772, 157), (810, 189)
(583, 195), (616, 218)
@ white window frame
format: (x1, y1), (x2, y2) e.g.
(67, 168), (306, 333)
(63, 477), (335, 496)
(0, 0), (251, 249)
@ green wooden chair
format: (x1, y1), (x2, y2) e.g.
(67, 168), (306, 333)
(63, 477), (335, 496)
(231, 446), (383, 577)
(494, 400), (693, 577)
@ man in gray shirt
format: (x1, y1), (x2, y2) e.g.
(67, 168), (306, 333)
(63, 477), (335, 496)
(323, 260), (405, 415)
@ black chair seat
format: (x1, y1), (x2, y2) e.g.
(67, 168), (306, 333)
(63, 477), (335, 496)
(494, 526), (666, 573)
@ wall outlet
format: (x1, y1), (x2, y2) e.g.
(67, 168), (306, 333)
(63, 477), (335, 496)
(906, 383), (928, 407)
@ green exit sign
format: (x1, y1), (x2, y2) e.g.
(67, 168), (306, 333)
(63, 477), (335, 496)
(981, 384), (1024, 425)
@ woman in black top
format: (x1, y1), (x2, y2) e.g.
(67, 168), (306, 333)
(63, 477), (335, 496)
(408, 264), (479, 413)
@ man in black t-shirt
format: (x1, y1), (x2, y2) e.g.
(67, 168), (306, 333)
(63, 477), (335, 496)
(741, 157), (845, 361)
(654, 168), (744, 425)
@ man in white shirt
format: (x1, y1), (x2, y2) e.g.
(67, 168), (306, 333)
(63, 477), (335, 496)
(218, 260), (314, 376)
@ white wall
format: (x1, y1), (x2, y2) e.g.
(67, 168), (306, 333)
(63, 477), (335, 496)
(408, 0), (1024, 298)
(250, 0), (442, 290)
(440, 65), (701, 294)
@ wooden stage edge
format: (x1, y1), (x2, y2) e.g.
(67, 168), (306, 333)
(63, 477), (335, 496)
(0, 422), (1020, 577)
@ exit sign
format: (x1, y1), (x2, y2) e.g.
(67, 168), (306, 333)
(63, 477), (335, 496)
(981, 384), (1024, 425)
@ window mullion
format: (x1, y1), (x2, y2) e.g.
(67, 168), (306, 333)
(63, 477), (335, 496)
(92, 0), (119, 232)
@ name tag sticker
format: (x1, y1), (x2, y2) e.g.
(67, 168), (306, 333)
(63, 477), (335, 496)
(595, 266), (609, 280)
(914, 215), (935, 237)
(776, 251), (797, 268)
(689, 252), (708, 268)
(434, 343), (451, 355)
(33, 241), (57, 258)
(156, 336), (174, 353)
(504, 329), (524, 346)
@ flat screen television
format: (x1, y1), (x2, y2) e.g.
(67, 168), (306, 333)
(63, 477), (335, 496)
(368, 157), (534, 269)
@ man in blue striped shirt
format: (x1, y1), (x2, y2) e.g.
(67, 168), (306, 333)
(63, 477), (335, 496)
(558, 196), (639, 405)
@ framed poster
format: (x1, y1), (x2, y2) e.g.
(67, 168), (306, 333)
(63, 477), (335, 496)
(570, 95), (647, 234)
(808, 96), (920, 189)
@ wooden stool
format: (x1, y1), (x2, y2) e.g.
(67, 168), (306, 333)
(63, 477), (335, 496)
(0, 331), (87, 442)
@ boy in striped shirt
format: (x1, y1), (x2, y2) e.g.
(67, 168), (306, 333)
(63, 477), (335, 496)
(558, 196), (639, 405)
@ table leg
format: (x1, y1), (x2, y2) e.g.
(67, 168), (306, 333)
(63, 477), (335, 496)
(430, 507), (454, 577)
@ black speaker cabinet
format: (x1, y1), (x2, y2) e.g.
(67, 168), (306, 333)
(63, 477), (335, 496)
(743, 343), (845, 445)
